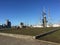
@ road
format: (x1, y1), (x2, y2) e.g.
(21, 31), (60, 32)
(0, 35), (59, 45)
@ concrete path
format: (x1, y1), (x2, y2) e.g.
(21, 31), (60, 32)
(0, 33), (60, 45)
(0, 35), (60, 45)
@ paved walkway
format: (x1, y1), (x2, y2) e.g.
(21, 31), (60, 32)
(0, 35), (60, 45)
(0, 33), (60, 45)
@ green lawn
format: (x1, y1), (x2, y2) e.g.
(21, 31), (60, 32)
(0, 27), (55, 36)
(0, 27), (60, 43)
(39, 29), (60, 43)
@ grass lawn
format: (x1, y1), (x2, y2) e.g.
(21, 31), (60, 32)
(0, 27), (60, 43)
(39, 29), (60, 43)
(0, 27), (55, 36)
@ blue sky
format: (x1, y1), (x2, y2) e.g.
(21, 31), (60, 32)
(0, 0), (60, 26)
